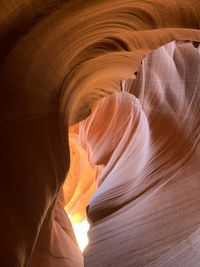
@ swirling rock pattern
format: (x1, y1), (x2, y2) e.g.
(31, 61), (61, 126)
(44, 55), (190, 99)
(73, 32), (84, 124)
(0, 0), (200, 266)
(83, 41), (200, 266)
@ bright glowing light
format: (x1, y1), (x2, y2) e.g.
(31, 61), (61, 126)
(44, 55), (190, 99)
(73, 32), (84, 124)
(71, 219), (90, 252)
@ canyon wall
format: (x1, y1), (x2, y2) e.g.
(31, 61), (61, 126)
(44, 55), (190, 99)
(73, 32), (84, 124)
(0, 1), (200, 266)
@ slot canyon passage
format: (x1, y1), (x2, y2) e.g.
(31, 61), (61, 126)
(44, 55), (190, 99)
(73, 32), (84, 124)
(1, 0), (200, 266)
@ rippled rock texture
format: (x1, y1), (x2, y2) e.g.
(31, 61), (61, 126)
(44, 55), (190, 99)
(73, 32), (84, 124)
(1, 1), (200, 266)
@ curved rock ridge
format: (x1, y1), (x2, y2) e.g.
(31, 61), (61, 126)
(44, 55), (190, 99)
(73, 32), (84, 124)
(1, 0), (200, 266)
(79, 91), (150, 222)
(84, 41), (200, 266)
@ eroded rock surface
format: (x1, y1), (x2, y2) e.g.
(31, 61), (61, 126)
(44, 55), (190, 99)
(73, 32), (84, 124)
(1, 1), (200, 266)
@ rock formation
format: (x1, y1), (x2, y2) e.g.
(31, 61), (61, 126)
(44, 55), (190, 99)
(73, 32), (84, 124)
(0, 1), (200, 266)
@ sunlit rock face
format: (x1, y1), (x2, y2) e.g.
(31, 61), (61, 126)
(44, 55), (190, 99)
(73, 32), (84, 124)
(1, 0), (200, 266)
(63, 132), (99, 224)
